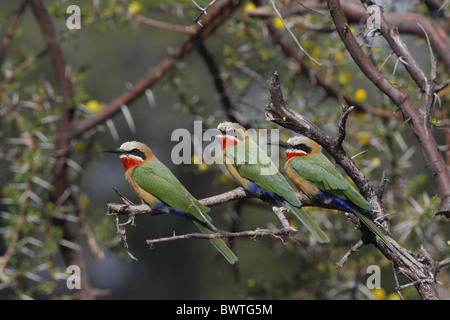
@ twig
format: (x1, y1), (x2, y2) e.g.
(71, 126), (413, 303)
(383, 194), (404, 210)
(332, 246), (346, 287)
(69, 0), (245, 140)
(186, 193), (217, 231)
(336, 240), (365, 267)
(146, 227), (286, 246)
(0, 1), (28, 67)
(269, 0), (320, 65)
(391, 262), (405, 300)
(135, 15), (188, 33)
(437, 258), (450, 270)
(195, 39), (241, 123)
(337, 104), (355, 145)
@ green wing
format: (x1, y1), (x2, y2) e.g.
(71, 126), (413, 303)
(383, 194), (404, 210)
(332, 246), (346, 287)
(134, 160), (240, 262)
(290, 153), (372, 211)
(284, 202), (330, 243)
(133, 159), (210, 221)
(227, 138), (302, 207)
(353, 209), (394, 251)
(226, 138), (328, 243)
(290, 153), (392, 250)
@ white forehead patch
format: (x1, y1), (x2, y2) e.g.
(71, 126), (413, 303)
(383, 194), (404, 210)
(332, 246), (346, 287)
(217, 122), (233, 132)
(120, 141), (139, 152)
(287, 136), (310, 146)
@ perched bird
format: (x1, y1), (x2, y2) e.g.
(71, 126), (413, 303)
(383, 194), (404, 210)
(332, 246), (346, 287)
(103, 141), (238, 264)
(215, 122), (329, 243)
(279, 135), (394, 251)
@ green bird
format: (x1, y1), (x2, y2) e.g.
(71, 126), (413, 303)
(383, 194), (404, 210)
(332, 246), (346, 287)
(279, 135), (394, 251)
(215, 122), (329, 244)
(104, 141), (238, 264)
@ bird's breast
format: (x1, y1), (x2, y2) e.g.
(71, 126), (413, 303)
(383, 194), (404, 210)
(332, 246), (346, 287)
(124, 169), (161, 208)
(285, 160), (320, 197)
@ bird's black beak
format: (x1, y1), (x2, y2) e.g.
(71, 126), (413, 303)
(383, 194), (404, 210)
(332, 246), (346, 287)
(269, 141), (290, 149)
(102, 148), (123, 154)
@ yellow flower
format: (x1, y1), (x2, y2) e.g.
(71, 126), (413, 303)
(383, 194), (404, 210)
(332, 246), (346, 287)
(192, 154), (208, 171)
(80, 195), (90, 208)
(75, 141), (85, 151)
(244, 3), (256, 11)
(274, 17), (285, 29)
(338, 71), (351, 85)
(387, 293), (401, 300)
(247, 278), (256, 287)
(372, 288), (386, 300)
(197, 162), (208, 172)
(302, 40), (312, 50)
(86, 100), (102, 113)
(334, 51), (345, 62)
(219, 174), (229, 184)
(357, 131), (371, 145)
(191, 154), (202, 164)
(127, 1), (142, 15)
(354, 88), (368, 102)
(371, 156), (382, 168)
(312, 47), (321, 57)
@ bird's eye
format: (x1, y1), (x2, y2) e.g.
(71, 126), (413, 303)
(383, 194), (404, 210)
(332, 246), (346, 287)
(132, 149), (139, 154)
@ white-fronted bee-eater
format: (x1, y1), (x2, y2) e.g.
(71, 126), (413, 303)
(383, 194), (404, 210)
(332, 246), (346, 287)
(215, 122), (330, 244)
(104, 141), (239, 264)
(279, 135), (394, 251)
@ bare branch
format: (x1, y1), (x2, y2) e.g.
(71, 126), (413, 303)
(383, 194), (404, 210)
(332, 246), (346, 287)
(145, 205), (297, 248)
(326, 0), (450, 215)
(0, 1), (28, 67)
(69, 0), (245, 140)
(336, 240), (365, 267)
(269, 0), (320, 65)
(337, 104), (355, 145)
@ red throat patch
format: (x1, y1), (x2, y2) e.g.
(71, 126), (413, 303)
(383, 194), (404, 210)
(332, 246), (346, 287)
(120, 156), (144, 171)
(216, 135), (239, 150)
(286, 151), (306, 161)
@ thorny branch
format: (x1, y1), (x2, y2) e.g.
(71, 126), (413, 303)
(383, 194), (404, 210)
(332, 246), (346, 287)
(107, 188), (299, 259)
(326, 0), (450, 219)
(265, 67), (447, 300)
(69, 0), (245, 140)
(27, 0), (92, 300)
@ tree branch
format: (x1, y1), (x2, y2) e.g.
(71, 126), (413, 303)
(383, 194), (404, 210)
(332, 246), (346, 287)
(263, 16), (394, 119)
(265, 70), (442, 299)
(0, 1), (28, 67)
(326, 0), (450, 217)
(27, 0), (92, 300)
(69, 0), (245, 140)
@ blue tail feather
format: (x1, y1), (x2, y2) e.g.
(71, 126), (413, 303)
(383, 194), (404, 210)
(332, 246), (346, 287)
(154, 202), (193, 223)
(317, 191), (394, 250)
(247, 182), (284, 204)
(317, 191), (354, 213)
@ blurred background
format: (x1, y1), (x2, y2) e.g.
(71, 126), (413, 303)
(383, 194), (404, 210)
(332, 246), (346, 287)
(0, 0), (448, 300)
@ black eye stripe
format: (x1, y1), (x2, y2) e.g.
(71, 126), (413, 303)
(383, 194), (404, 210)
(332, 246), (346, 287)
(128, 148), (146, 160)
(295, 143), (312, 154)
